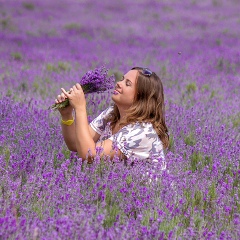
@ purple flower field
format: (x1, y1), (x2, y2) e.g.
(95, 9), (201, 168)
(0, 0), (239, 239)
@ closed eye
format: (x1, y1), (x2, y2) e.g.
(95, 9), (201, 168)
(126, 79), (132, 86)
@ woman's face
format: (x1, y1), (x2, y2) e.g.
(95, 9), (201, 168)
(112, 69), (138, 109)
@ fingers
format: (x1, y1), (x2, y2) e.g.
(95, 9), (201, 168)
(61, 88), (69, 97)
(55, 92), (67, 103)
(75, 83), (82, 90)
(72, 83), (82, 92)
(55, 84), (82, 103)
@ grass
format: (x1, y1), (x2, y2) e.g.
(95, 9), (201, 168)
(46, 62), (71, 73)
(0, 145), (11, 167)
(22, 2), (35, 10)
(184, 131), (196, 146)
(186, 82), (197, 94)
(11, 52), (22, 61)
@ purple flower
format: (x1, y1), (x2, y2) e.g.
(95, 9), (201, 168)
(50, 66), (115, 110)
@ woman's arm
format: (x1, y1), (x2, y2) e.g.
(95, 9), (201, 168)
(74, 107), (120, 159)
(61, 84), (121, 160)
(61, 112), (76, 151)
(56, 89), (100, 152)
(62, 120), (100, 152)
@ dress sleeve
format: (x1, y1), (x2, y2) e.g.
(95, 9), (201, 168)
(89, 106), (113, 135)
(109, 122), (165, 161)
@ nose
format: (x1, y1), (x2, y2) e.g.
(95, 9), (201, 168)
(116, 81), (121, 88)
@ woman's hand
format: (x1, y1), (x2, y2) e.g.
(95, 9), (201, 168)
(55, 91), (73, 118)
(61, 83), (86, 111)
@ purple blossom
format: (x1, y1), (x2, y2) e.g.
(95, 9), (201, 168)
(0, 0), (239, 239)
(50, 66), (115, 110)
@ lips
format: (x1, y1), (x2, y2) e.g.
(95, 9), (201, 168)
(113, 89), (120, 95)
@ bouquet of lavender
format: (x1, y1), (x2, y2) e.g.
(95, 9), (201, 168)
(50, 66), (115, 110)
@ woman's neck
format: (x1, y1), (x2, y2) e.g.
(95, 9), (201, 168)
(116, 105), (128, 121)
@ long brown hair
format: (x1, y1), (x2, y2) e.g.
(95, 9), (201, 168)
(108, 67), (169, 149)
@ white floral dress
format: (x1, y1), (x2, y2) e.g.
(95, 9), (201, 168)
(90, 106), (166, 170)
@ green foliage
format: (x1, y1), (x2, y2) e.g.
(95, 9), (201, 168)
(183, 188), (191, 208)
(46, 63), (58, 72)
(64, 23), (92, 38)
(126, 175), (132, 185)
(95, 158), (108, 178)
(0, 18), (9, 29)
(18, 82), (28, 92)
(32, 76), (53, 98)
(182, 216), (191, 228)
(21, 65), (30, 70)
(164, 22), (171, 30)
(22, 2), (35, 10)
(194, 215), (204, 230)
(189, 152), (213, 172)
(0, 17), (16, 30)
(46, 62), (71, 73)
(168, 134), (175, 152)
(216, 39), (221, 46)
(201, 84), (209, 92)
(193, 190), (203, 209)
(58, 61), (71, 72)
(20, 172), (28, 187)
(0, 146), (11, 167)
(190, 152), (202, 172)
(217, 58), (224, 70)
(216, 57), (237, 73)
(184, 131), (196, 146)
(64, 23), (81, 30)
(6, 89), (12, 97)
(32, 202), (44, 220)
(11, 52), (22, 61)
(180, 82), (198, 105)
(62, 147), (71, 159)
(103, 204), (121, 228)
(32, 81), (39, 92)
(161, 65), (167, 78)
(208, 182), (217, 201)
(186, 82), (197, 94)
(212, 0), (221, 6)
(53, 151), (65, 169)
(203, 155), (213, 170)
(231, 113), (240, 128)
(159, 217), (180, 235)
(50, 207), (54, 217)
(103, 188), (121, 228)
(141, 211), (150, 226)
(210, 90), (216, 99)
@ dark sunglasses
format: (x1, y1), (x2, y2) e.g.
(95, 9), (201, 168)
(141, 68), (153, 77)
(132, 67), (153, 77)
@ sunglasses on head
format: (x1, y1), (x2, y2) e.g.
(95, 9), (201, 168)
(132, 67), (153, 77)
(141, 68), (153, 76)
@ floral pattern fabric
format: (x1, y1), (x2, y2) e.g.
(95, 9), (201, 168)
(90, 106), (166, 169)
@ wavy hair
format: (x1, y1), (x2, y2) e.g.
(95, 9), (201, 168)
(108, 67), (169, 149)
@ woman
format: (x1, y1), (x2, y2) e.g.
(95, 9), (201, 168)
(55, 67), (169, 166)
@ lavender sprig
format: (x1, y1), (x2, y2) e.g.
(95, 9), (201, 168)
(50, 66), (115, 110)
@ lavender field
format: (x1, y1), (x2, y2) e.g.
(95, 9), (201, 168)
(0, 0), (239, 239)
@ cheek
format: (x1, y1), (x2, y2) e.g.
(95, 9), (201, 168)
(130, 89), (136, 100)
(126, 92), (135, 104)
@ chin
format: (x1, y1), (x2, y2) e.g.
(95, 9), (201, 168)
(111, 95), (117, 103)
(112, 95), (118, 103)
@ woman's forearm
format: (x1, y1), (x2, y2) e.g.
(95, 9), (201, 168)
(61, 114), (77, 151)
(74, 108), (96, 159)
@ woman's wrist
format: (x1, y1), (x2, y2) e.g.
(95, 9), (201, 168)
(61, 113), (74, 121)
(74, 105), (86, 113)
(61, 118), (74, 126)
